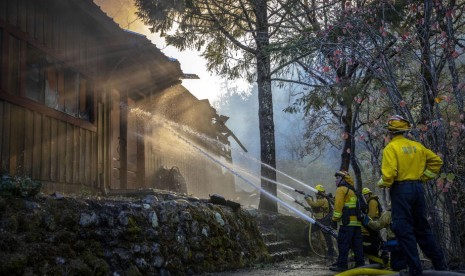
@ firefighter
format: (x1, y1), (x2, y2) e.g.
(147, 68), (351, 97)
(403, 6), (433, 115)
(305, 184), (335, 259)
(361, 187), (383, 261)
(329, 171), (364, 272)
(363, 204), (407, 271)
(377, 115), (447, 275)
(362, 188), (382, 219)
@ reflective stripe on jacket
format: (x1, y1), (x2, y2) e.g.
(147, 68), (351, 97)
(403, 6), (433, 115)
(381, 135), (443, 187)
(332, 185), (361, 227)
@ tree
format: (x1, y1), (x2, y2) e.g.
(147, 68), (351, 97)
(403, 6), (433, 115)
(280, 0), (465, 260)
(275, 0), (405, 190)
(134, 0), (302, 212)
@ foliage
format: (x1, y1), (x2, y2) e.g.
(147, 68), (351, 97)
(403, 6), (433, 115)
(135, 0), (261, 81)
(0, 174), (42, 198)
(278, 0), (465, 263)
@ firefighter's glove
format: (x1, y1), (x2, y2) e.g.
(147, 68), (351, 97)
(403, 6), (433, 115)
(361, 214), (371, 227)
(377, 178), (388, 188)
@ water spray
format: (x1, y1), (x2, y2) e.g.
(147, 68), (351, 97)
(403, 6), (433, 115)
(278, 190), (313, 213)
(234, 166), (334, 209)
(235, 167), (301, 194)
(131, 109), (337, 238)
(132, 108), (320, 195)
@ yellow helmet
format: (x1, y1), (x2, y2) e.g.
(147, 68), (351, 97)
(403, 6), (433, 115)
(335, 170), (354, 186)
(362, 187), (372, 195)
(315, 184), (325, 193)
(385, 115), (411, 133)
(335, 170), (349, 178)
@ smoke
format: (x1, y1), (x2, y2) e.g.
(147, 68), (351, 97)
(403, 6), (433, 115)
(217, 83), (340, 195)
(94, 0), (339, 201)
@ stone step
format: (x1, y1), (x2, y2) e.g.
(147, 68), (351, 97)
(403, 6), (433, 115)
(270, 248), (304, 262)
(265, 240), (293, 253)
(261, 232), (278, 243)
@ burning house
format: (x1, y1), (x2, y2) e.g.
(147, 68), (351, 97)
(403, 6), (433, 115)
(0, 0), (243, 198)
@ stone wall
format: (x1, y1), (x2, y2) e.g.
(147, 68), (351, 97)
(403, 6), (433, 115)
(0, 193), (270, 275)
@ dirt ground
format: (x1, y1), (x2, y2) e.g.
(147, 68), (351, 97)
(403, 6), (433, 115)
(201, 257), (335, 276)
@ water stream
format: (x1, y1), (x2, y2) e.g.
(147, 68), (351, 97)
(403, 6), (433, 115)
(137, 108), (319, 193)
(131, 108), (319, 225)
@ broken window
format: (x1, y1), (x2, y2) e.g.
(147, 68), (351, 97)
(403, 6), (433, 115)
(26, 44), (46, 103)
(44, 61), (63, 111)
(7, 34), (20, 95)
(1, 30), (93, 123)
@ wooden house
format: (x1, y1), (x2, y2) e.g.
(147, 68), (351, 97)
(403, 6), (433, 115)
(0, 0), (243, 198)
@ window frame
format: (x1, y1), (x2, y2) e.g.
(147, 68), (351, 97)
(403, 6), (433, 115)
(0, 25), (96, 132)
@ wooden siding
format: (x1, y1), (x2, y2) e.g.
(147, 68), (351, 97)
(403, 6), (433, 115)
(1, 0), (234, 198)
(0, 0), (103, 77)
(145, 127), (236, 199)
(0, 99), (98, 191)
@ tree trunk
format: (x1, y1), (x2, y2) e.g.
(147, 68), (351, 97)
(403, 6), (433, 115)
(340, 103), (352, 172)
(350, 102), (363, 192)
(435, 0), (464, 259)
(255, 0), (277, 212)
(417, 0), (435, 124)
(417, 0), (452, 258)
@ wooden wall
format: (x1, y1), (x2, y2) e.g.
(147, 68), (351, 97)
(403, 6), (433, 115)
(144, 126), (236, 199)
(0, 0), (103, 76)
(0, 0), (103, 193)
(0, 0), (237, 198)
(0, 100), (98, 193)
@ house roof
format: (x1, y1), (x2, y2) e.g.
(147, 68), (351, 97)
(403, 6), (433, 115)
(72, 0), (183, 95)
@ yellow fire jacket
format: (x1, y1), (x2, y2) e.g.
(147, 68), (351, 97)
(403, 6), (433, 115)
(332, 183), (361, 227)
(379, 135), (443, 188)
(367, 195), (381, 219)
(305, 195), (330, 219)
(361, 195), (382, 236)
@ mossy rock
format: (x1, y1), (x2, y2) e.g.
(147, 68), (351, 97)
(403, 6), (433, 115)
(56, 209), (80, 231)
(54, 230), (78, 244)
(0, 253), (28, 275)
(66, 259), (94, 275)
(17, 212), (41, 232)
(0, 197), (7, 212)
(125, 265), (143, 276)
(84, 239), (104, 257)
(56, 243), (77, 259)
(124, 217), (142, 241)
(81, 251), (110, 276)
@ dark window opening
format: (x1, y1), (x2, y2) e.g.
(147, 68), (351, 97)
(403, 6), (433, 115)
(26, 44), (46, 103)
(1, 33), (93, 123)
(7, 34), (20, 95)
(44, 61), (64, 111)
(64, 69), (78, 116)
